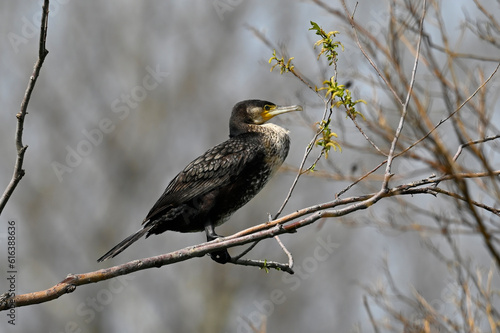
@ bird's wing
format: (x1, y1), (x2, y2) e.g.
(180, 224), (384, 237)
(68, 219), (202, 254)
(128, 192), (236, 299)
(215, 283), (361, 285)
(143, 134), (263, 223)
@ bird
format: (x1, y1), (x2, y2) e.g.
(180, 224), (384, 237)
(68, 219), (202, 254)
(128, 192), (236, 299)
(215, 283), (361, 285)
(97, 99), (302, 264)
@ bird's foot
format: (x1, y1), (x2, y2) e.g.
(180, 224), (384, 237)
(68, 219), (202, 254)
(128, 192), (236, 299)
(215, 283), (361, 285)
(205, 224), (231, 263)
(209, 249), (231, 264)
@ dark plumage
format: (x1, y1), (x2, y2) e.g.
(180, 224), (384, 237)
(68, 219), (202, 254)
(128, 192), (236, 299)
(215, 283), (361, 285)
(97, 100), (302, 263)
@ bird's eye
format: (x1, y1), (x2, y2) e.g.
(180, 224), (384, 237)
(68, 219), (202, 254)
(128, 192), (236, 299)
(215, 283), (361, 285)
(264, 105), (271, 111)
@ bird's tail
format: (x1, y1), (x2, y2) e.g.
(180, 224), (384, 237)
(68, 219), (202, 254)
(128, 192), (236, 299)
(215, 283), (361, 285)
(97, 225), (153, 262)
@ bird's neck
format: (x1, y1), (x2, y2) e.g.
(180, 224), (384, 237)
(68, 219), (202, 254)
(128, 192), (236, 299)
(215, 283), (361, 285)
(254, 123), (289, 138)
(230, 122), (288, 138)
(242, 123), (290, 156)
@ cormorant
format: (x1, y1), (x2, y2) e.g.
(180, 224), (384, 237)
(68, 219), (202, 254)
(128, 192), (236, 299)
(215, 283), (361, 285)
(97, 100), (302, 264)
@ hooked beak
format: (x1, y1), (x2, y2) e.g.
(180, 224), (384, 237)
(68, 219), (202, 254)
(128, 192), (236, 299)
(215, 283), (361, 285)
(262, 104), (303, 122)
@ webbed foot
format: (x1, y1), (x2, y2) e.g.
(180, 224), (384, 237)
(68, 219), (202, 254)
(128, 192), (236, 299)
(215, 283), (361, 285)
(205, 223), (231, 264)
(209, 249), (231, 264)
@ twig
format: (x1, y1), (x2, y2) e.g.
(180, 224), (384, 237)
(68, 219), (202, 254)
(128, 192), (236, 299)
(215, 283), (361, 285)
(0, 0), (50, 215)
(246, 24), (320, 96)
(363, 295), (380, 333)
(403, 16), (500, 62)
(232, 241), (260, 261)
(452, 134), (500, 161)
(340, 0), (426, 191)
(397, 63), (500, 159)
(226, 214), (293, 272)
(381, 0), (426, 189)
(431, 187), (500, 216)
(274, 235), (294, 270)
(230, 257), (294, 274)
(335, 160), (387, 199)
(349, 115), (387, 156)
(273, 103), (331, 219)
(232, 214), (297, 274)
(340, 0), (404, 106)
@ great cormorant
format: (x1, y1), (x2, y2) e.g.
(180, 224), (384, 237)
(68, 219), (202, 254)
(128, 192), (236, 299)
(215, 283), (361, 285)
(97, 100), (302, 263)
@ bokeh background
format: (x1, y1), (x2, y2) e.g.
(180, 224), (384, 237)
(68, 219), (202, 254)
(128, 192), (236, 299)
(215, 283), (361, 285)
(1, 1), (499, 332)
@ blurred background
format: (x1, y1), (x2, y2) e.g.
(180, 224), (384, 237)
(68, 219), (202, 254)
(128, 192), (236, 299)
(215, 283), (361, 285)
(1, 1), (499, 332)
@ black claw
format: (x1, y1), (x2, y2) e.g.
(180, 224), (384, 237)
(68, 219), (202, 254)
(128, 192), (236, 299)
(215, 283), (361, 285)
(209, 250), (231, 264)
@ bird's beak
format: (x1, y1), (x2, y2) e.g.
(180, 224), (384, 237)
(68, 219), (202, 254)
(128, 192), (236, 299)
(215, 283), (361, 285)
(262, 104), (303, 122)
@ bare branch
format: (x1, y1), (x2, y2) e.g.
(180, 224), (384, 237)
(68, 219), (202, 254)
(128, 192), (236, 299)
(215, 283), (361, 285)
(432, 187), (500, 216)
(0, 221), (301, 310)
(381, 0), (426, 189)
(0, 0), (50, 215)
(339, 0), (404, 106)
(453, 134), (500, 161)
(363, 295), (381, 333)
(229, 257), (294, 274)
(397, 63), (500, 159)
(0, 165), (498, 310)
(274, 235), (294, 269)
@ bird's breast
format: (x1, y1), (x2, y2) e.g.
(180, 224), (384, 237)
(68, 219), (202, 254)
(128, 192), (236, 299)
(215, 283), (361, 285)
(260, 123), (291, 175)
(213, 124), (290, 222)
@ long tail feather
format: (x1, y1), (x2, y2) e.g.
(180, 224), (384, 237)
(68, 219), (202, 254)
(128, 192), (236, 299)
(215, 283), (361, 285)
(97, 225), (153, 262)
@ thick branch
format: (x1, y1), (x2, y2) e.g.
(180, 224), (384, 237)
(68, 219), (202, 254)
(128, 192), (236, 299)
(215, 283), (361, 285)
(0, 213), (309, 311)
(2, 170), (497, 310)
(0, 0), (50, 215)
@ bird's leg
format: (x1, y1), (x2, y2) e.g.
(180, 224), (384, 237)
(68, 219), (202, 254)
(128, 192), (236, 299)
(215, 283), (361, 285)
(205, 222), (231, 264)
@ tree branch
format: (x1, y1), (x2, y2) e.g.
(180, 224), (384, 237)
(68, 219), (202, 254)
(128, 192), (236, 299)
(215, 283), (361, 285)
(0, 0), (50, 215)
(452, 134), (500, 162)
(2, 168), (498, 310)
(338, 0), (404, 106)
(381, 0), (426, 189)
(396, 62), (500, 159)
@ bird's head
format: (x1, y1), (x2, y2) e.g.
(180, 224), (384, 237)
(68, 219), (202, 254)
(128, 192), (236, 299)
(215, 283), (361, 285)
(230, 99), (303, 137)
